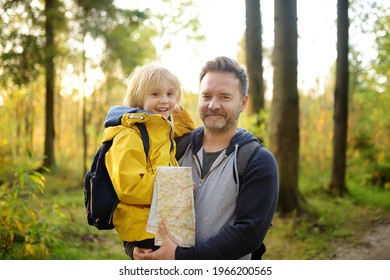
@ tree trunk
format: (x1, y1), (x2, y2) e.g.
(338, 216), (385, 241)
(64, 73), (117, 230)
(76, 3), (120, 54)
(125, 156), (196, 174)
(245, 0), (264, 114)
(43, 0), (56, 170)
(82, 36), (88, 175)
(329, 0), (349, 196)
(270, 0), (300, 215)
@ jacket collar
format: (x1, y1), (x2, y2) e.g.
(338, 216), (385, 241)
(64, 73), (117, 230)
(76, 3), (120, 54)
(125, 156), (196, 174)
(104, 105), (172, 127)
(190, 126), (260, 156)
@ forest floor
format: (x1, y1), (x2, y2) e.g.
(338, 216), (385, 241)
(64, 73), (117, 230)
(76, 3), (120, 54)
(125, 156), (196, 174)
(332, 218), (390, 260)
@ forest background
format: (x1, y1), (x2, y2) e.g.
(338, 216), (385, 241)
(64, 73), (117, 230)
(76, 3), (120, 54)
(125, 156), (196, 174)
(0, 0), (389, 260)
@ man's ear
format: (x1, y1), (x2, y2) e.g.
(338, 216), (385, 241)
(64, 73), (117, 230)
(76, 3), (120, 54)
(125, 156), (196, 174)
(240, 94), (249, 112)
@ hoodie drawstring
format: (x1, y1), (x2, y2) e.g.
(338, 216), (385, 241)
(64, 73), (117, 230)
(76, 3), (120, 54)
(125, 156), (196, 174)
(233, 144), (240, 196)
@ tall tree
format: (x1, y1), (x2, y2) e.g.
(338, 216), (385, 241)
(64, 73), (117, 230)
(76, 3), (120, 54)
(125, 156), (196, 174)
(42, 0), (57, 169)
(270, 0), (300, 215)
(245, 0), (264, 115)
(329, 0), (349, 196)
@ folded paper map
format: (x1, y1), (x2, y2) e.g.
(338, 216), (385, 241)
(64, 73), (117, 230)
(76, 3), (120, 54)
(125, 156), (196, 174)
(147, 166), (195, 247)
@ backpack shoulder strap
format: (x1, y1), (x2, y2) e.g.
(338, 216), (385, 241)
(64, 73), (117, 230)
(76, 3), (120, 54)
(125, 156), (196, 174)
(236, 141), (268, 260)
(175, 132), (192, 160)
(237, 140), (263, 177)
(134, 122), (149, 157)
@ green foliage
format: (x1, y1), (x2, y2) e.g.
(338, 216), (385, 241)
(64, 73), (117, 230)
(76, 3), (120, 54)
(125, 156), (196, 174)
(299, 92), (334, 193)
(348, 1), (390, 189)
(74, 0), (156, 74)
(349, 69), (390, 188)
(41, 171), (127, 260)
(181, 91), (202, 126)
(150, 0), (205, 52)
(0, 157), (67, 259)
(239, 108), (270, 145)
(0, 0), (69, 87)
(103, 20), (156, 74)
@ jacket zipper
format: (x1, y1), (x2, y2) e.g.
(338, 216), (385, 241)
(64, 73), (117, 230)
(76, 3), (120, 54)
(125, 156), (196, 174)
(195, 154), (227, 188)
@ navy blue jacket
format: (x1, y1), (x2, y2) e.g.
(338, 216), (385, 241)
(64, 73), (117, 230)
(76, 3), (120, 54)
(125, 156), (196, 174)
(175, 127), (279, 259)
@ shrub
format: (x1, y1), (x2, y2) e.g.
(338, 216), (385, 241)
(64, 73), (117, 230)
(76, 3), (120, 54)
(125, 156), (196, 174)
(0, 157), (67, 259)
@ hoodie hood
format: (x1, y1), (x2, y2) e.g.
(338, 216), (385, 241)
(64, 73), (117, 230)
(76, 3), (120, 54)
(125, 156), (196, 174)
(104, 105), (172, 127)
(190, 126), (260, 156)
(102, 105), (174, 143)
(104, 105), (149, 127)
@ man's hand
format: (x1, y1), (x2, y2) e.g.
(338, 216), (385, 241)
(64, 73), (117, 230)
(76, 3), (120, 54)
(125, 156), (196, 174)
(132, 247), (153, 260)
(137, 224), (177, 260)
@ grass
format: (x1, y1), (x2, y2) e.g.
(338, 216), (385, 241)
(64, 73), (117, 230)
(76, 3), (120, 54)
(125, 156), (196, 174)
(262, 168), (390, 260)
(41, 169), (128, 260)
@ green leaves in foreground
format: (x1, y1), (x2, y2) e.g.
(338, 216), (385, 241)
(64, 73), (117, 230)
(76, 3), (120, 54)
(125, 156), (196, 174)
(0, 158), (67, 259)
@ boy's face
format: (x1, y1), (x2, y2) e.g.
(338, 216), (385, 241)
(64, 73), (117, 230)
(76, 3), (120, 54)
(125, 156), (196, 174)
(143, 79), (178, 119)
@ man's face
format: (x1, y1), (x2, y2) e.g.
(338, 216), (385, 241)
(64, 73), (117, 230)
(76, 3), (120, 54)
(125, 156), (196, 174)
(198, 72), (248, 133)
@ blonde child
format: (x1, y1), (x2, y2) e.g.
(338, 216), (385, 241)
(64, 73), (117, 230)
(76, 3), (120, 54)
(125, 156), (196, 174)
(102, 64), (195, 259)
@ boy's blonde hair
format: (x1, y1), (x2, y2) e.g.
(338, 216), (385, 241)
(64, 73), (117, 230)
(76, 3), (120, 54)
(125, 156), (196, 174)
(122, 63), (182, 108)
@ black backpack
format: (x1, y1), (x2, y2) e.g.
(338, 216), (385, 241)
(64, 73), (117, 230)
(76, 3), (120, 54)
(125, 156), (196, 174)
(83, 122), (149, 230)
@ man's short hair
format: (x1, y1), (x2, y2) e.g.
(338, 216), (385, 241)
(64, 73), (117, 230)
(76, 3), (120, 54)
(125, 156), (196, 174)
(199, 56), (248, 98)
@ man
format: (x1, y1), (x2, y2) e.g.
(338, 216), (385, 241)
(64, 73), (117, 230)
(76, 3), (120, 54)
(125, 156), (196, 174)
(136, 56), (279, 260)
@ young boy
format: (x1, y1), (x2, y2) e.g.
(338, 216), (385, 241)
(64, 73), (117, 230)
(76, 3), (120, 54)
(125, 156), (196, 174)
(102, 64), (195, 259)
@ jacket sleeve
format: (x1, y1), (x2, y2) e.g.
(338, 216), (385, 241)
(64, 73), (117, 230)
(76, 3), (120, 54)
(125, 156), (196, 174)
(105, 128), (155, 204)
(172, 106), (196, 138)
(175, 148), (279, 259)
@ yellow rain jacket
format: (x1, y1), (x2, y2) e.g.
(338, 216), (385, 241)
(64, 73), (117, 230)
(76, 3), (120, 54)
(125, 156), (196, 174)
(102, 106), (195, 242)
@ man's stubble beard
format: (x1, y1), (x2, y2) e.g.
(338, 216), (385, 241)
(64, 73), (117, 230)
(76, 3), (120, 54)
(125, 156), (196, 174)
(201, 110), (241, 134)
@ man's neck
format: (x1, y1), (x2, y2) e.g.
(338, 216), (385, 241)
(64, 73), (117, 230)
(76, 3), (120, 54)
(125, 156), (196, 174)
(202, 127), (237, 152)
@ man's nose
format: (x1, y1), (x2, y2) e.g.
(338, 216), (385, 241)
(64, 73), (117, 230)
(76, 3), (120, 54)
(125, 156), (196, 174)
(208, 97), (220, 110)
